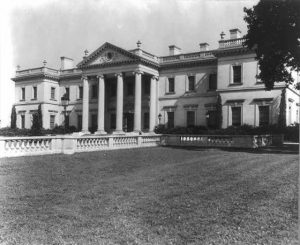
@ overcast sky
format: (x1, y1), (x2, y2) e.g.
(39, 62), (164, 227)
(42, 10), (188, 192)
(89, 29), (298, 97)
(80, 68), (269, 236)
(11, 0), (257, 69)
(0, 0), (258, 126)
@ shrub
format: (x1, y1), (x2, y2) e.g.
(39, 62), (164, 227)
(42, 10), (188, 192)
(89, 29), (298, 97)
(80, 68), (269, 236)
(10, 106), (16, 129)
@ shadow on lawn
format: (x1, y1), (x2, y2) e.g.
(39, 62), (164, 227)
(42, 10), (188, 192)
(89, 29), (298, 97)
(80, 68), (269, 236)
(163, 143), (299, 155)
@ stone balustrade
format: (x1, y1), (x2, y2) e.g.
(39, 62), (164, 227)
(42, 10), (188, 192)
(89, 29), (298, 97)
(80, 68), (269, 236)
(219, 38), (246, 49)
(16, 67), (60, 77)
(161, 134), (283, 148)
(0, 134), (283, 158)
(0, 135), (162, 158)
(159, 51), (215, 63)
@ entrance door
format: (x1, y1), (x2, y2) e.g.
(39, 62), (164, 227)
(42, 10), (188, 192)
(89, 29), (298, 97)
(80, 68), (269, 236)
(123, 113), (134, 132)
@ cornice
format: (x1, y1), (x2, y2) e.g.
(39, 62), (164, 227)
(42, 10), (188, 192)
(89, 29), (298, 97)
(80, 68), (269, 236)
(80, 58), (159, 71)
(217, 85), (286, 93)
(213, 47), (254, 57)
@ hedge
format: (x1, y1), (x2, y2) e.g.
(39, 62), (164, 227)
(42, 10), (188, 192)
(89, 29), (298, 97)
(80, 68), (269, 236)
(154, 124), (299, 142)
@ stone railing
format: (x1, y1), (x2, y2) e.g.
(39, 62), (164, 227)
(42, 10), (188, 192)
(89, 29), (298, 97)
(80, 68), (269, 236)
(159, 51), (215, 63)
(60, 68), (82, 75)
(16, 67), (60, 77)
(161, 134), (283, 149)
(0, 135), (162, 158)
(219, 38), (246, 49)
(0, 134), (283, 158)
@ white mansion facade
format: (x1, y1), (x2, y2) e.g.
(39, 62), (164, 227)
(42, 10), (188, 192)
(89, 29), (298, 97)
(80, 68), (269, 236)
(12, 29), (299, 134)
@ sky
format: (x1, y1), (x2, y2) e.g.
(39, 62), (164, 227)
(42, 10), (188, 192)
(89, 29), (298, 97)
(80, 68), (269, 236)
(0, 0), (258, 127)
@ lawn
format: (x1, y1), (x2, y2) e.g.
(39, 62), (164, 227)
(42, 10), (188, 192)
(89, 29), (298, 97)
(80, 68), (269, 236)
(0, 146), (298, 245)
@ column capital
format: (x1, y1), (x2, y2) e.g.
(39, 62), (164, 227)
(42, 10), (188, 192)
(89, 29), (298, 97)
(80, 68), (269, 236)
(151, 75), (159, 81)
(81, 75), (88, 81)
(133, 70), (144, 75)
(96, 74), (105, 79)
(115, 72), (123, 77)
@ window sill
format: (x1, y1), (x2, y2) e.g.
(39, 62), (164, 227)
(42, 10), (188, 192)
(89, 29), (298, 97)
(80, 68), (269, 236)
(185, 90), (196, 93)
(207, 89), (217, 92)
(77, 98), (83, 101)
(50, 99), (57, 101)
(229, 83), (243, 86)
(255, 82), (263, 85)
(19, 99), (25, 102)
(165, 92), (175, 95)
(31, 98), (37, 101)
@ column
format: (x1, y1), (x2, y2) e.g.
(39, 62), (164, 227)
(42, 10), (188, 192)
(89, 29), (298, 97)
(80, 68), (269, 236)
(81, 76), (90, 134)
(149, 76), (158, 132)
(95, 74), (107, 134)
(133, 70), (143, 132)
(114, 73), (124, 134)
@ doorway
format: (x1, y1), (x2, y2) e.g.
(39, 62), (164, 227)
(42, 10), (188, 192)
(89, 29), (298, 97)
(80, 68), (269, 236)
(124, 113), (134, 132)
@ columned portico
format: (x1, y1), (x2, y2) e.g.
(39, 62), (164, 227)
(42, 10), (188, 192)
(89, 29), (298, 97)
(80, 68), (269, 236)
(114, 73), (125, 134)
(133, 70), (143, 132)
(95, 74), (107, 134)
(81, 76), (90, 134)
(149, 76), (158, 132)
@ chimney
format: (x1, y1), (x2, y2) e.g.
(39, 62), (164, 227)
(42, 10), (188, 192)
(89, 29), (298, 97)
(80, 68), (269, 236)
(60, 57), (74, 70)
(199, 43), (209, 51)
(229, 28), (241, 39)
(169, 45), (181, 56)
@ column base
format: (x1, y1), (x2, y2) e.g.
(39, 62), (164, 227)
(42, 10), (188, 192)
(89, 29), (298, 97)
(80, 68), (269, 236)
(133, 130), (143, 135)
(112, 130), (125, 135)
(80, 130), (91, 135)
(94, 130), (107, 135)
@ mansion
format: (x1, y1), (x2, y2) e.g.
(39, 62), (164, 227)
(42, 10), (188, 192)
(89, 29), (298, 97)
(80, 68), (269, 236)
(12, 28), (299, 134)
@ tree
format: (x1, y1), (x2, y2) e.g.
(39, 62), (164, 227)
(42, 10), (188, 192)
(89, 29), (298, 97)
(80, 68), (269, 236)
(31, 104), (43, 135)
(216, 94), (223, 129)
(37, 104), (43, 130)
(244, 0), (300, 90)
(278, 88), (286, 128)
(10, 105), (16, 129)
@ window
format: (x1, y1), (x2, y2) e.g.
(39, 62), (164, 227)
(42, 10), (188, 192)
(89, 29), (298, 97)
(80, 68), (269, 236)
(144, 112), (149, 129)
(65, 115), (69, 128)
(32, 86), (37, 100)
(168, 78), (175, 93)
(65, 87), (70, 100)
(231, 107), (241, 126)
(51, 87), (56, 100)
(208, 74), (217, 90)
(91, 114), (97, 131)
(259, 106), (269, 126)
(77, 115), (82, 130)
(186, 111), (195, 127)
(79, 86), (83, 99)
(188, 76), (195, 91)
(21, 87), (25, 100)
(50, 115), (55, 129)
(127, 81), (134, 96)
(167, 111), (174, 128)
(92, 85), (98, 99)
(144, 81), (150, 95)
(110, 82), (116, 97)
(207, 110), (218, 129)
(21, 115), (25, 129)
(110, 113), (116, 129)
(232, 65), (242, 84)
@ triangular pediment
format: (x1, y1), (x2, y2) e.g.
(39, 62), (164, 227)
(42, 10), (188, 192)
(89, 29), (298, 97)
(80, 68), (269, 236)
(77, 42), (139, 68)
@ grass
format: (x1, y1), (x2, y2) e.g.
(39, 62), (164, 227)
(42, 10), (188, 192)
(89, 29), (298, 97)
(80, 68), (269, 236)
(0, 146), (298, 245)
